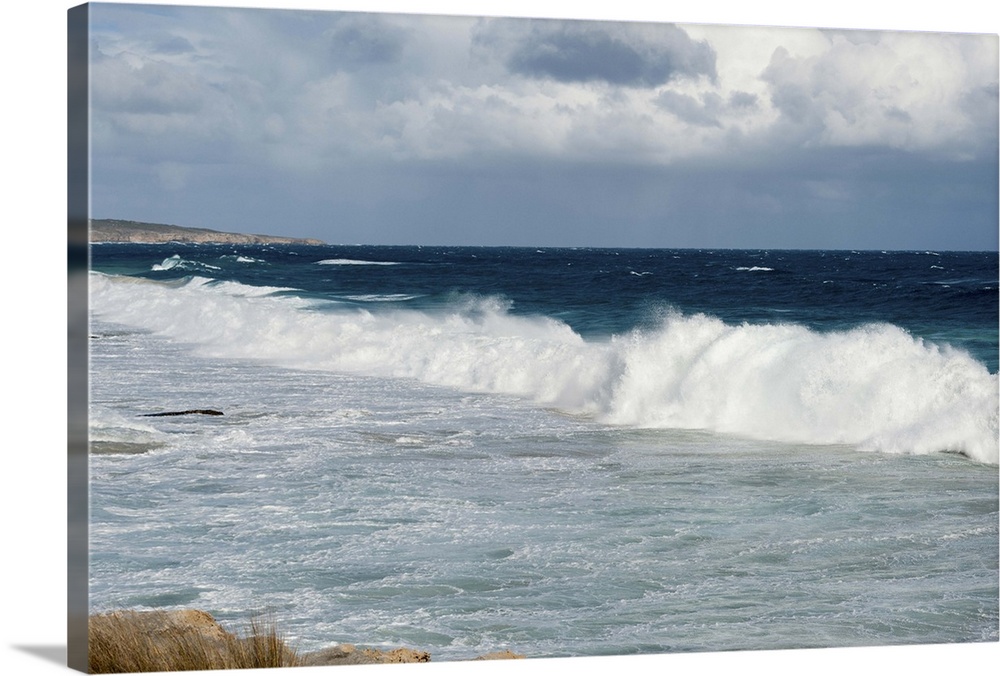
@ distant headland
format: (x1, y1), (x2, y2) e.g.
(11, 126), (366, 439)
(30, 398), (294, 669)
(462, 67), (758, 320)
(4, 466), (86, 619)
(90, 219), (326, 245)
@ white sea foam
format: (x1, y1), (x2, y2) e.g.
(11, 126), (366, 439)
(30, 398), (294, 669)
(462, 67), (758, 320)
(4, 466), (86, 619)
(338, 293), (422, 302)
(89, 406), (163, 442)
(152, 254), (222, 272)
(735, 266), (774, 272)
(604, 313), (998, 463)
(316, 258), (401, 265)
(197, 277), (298, 297)
(88, 404), (167, 452)
(90, 272), (1000, 464)
(151, 254), (182, 271)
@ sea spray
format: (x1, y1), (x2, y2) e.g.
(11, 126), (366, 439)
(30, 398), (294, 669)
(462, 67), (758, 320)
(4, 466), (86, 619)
(90, 272), (999, 463)
(604, 313), (999, 463)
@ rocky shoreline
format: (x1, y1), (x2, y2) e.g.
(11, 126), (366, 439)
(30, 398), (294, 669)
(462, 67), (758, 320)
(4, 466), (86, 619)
(88, 609), (524, 670)
(90, 218), (326, 245)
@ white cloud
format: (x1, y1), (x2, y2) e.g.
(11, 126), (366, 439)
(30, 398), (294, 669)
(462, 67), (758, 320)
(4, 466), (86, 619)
(759, 30), (999, 156)
(472, 17), (718, 86)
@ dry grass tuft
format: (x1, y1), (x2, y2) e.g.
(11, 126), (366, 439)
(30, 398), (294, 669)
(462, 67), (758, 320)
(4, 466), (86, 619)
(88, 609), (300, 673)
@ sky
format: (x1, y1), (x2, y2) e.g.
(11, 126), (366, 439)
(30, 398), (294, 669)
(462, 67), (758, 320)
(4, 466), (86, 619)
(84, 2), (999, 250)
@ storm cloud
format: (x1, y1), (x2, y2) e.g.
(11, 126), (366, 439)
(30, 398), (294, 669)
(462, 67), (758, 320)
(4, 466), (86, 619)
(477, 19), (717, 86)
(324, 13), (407, 67)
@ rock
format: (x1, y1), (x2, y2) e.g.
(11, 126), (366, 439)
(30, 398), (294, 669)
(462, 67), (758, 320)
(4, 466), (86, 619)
(93, 609), (232, 645)
(298, 644), (358, 666)
(91, 609), (522, 667)
(299, 644), (431, 666)
(473, 650), (526, 660)
(371, 647), (432, 663)
(140, 409), (224, 417)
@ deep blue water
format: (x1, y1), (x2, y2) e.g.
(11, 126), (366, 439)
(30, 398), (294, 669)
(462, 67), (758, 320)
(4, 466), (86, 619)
(91, 245), (998, 371)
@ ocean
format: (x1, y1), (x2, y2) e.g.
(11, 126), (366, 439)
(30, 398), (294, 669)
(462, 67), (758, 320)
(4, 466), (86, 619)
(87, 244), (999, 659)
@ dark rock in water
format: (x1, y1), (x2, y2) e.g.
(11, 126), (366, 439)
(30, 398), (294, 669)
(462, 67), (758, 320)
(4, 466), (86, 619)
(140, 409), (224, 417)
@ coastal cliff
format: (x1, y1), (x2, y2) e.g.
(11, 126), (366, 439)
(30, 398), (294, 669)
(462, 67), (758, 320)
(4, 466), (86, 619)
(90, 219), (325, 245)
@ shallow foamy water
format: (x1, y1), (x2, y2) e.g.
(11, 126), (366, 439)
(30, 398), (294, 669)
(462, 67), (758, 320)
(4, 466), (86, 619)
(88, 317), (998, 659)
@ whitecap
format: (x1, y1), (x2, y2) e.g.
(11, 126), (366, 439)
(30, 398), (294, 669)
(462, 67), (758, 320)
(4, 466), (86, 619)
(90, 273), (1000, 465)
(315, 259), (401, 266)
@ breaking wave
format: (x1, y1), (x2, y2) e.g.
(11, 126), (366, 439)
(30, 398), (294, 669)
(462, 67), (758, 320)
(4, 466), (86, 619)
(90, 273), (999, 464)
(152, 254), (221, 272)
